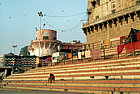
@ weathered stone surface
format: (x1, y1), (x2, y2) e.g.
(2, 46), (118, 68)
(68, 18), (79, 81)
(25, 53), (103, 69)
(83, 0), (140, 43)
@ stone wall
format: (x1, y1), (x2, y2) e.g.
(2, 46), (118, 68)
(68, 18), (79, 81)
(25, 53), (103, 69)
(87, 0), (137, 22)
(83, 0), (140, 44)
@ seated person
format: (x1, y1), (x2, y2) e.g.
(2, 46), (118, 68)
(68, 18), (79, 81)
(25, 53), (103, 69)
(48, 74), (55, 83)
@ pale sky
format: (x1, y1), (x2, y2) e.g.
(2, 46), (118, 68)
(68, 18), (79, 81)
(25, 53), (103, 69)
(0, 0), (87, 55)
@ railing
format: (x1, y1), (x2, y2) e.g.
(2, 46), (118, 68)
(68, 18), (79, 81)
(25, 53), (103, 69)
(31, 39), (60, 43)
(47, 33), (140, 65)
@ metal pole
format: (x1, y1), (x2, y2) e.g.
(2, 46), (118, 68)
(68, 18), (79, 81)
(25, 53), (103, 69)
(14, 47), (15, 54)
(12, 45), (17, 55)
(39, 16), (41, 57)
(38, 12), (43, 57)
(72, 49), (73, 64)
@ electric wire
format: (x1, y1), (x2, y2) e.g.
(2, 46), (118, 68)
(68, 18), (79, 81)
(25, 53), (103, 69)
(43, 19), (82, 32)
(44, 12), (86, 18)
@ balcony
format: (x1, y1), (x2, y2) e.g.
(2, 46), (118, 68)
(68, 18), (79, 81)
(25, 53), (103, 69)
(31, 39), (61, 44)
(83, 5), (140, 28)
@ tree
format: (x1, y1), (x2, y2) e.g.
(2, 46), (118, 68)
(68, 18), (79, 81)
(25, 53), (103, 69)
(19, 46), (30, 56)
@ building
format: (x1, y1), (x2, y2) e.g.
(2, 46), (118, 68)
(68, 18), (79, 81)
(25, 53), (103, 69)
(82, 0), (140, 45)
(0, 55), (4, 67)
(28, 29), (82, 57)
(28, 29), (59, 57)
(19, 46), (30, 56)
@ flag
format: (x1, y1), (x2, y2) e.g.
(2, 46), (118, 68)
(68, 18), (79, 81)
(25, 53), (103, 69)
(137, 33), (140, 41)
(66, 45), (69, 49)
(125, 43), (134, 54)
(117, 44), (125, 54)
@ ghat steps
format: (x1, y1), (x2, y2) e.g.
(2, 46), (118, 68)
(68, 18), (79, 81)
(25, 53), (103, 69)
(1, 56), (140, 94)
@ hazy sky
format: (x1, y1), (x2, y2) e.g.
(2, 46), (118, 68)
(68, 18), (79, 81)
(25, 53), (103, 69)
(0, 0), (87, 55)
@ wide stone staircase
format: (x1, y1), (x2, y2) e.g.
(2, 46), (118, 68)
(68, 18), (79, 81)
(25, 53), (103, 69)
(1, 56), (140, 94)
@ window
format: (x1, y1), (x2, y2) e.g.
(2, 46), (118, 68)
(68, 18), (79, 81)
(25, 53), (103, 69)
(54, 37), (56, 40)
(96, 15), (99, 20)
(88, 11), (92, 15)
(136, 0), (140, 5)
(112, 3), (115, 8)
(91, 1), (96, 7)
(96, 0), (100, 5)
(44, 32), (48, 35)
(91, 0), (100, 7)
(43, 36), (49, 39)
(112, 9), (115, 14)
